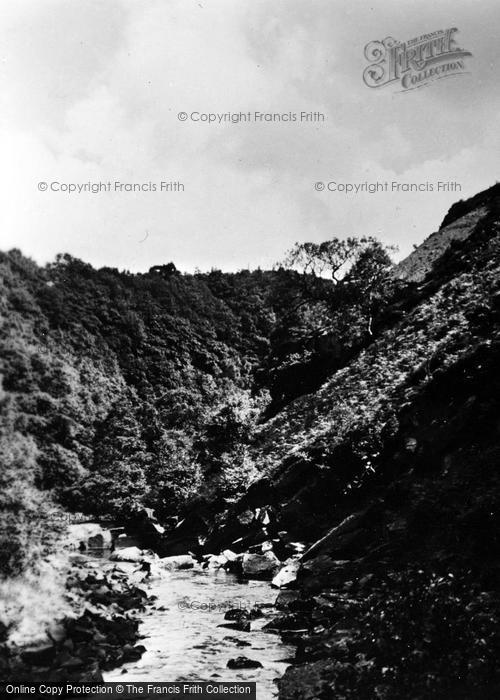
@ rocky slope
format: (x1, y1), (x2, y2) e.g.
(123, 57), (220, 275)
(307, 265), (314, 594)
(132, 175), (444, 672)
(393, 182), (500, 283)
(0, 547), (153, 683)
(180, 184), (500, 698)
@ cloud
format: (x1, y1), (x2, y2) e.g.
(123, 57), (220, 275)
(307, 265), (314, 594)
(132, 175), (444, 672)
(1, 0), (499, 271)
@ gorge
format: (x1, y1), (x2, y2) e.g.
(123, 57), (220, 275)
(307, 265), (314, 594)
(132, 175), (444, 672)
(1, 183), (500, 698)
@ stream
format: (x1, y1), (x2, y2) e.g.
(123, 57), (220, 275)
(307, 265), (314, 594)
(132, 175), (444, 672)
(104, 567), (294, 699)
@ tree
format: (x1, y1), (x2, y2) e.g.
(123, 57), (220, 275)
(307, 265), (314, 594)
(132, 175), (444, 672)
(264, 237), (397, 406)
(280, 236), (395, 324)
(336, 239), (396, 336)
(146, 429), (200, 518)
(78, 393), (149, 518)
(0, 386), (62, 576)
(195, 390), (262, 499)
(284, 237), (369, 282)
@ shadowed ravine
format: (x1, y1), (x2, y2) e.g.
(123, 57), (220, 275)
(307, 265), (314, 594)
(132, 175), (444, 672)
(104, 569), (294, 699)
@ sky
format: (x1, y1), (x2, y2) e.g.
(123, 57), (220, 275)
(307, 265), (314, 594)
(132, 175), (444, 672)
(1, 0), (499, 273)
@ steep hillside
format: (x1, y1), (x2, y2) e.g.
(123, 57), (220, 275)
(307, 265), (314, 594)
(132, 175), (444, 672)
(0, 255), (283, 575)
(392, 182), (500, 283)
(206, 186), (500, 540)
(0, 236), (396, 575)
(197, 186), (500, 698)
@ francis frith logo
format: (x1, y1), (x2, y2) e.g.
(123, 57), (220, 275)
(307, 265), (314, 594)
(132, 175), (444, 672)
(363, 28), (472, 91)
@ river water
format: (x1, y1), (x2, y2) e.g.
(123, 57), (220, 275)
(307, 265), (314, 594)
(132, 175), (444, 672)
(104, 568), (294, 699)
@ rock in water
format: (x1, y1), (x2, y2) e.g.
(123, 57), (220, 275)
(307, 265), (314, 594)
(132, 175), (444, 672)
(202, 553), (228, 569)
(138, 560), (165, 579)
(222, 549), (238, 562)
(227, 656), (263, 669)
(66, 523), (113, 551)
(272, 560), (300, 588)
(110, 547), (145, 563)
(123, 644), (146, 661)
(160, 554), (197, 570)
(224, 608), (250, 622)
(242, 551), (280, 579)
(222, 550), (243, 574)
(218, 621), (251, 632)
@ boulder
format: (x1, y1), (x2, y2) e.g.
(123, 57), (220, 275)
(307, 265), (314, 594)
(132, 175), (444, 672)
(21, 644), (56, 666)
(242, 551), (280, 579)
(277, 532), (306, 555)
(131, 507), (166, 546)
(255, 507), (271, 526)
(112, 562), (137, 576)
(47, 622), (66, 644)
(223, 636), (252, 648)
(159, 511), (209, 556)
(231, 530), (270, 553)
(263, 612), (309, 632)
(60, 656), (85, 669)
(222, 549), (239, 562)
(275, 590), (301, 610)
(299, 556), (352, 594)
(160, 554), (197, 570)
(135, 560), (165, 579)
(272, 560), (301, 588)
(87, 533), (106, 549)
(227, 656), (263, 669)
(67, 523), (113, 551)
(147, 562), (166, 579)
(89, 586), (114, 606)
(202, 554), (228, 569)
(68, 622), (95, 643)
(218, 621), (251, 632)
(224, 608), (250, 622)
(278, 658), (335, 699)
(113, 533), (141, 550)
(109, 547), (145, 563)
(221, 550), (243, 573)
(300, 509), (370, 561)
(97, 617), (138, 644)
(123, 644), (146, 662)
(237, 510), (255, 526)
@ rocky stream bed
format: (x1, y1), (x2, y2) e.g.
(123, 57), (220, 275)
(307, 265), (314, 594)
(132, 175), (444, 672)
(0, 526), (301, 698)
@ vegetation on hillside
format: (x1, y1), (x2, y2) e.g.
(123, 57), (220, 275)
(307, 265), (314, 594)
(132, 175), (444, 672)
(1, 184), (500, 696)
(0, 238), (397, 574)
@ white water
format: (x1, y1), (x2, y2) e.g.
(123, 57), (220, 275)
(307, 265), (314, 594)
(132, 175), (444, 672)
(104, 568), (294, 699)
